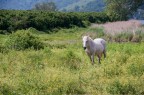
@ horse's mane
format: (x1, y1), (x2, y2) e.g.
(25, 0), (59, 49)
(87, 36), (93, 42)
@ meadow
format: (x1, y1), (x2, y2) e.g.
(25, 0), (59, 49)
(0, 20), (144, 95)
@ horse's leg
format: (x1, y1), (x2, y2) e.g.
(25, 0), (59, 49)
(91, 55), (95, 65)
(89, 55), (92, 62)
(98, 53), (102, 64)
(87, 53), (92, 62)
(103, 50), (106, 58)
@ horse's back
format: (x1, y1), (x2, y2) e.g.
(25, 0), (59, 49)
(94, 38), (106, 46)
(94, 38), (106, 52)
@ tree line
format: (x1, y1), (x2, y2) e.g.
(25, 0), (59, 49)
(0, 10), (110, 34)
(33, 0), (144, 21)
(105, 0), (144, 20)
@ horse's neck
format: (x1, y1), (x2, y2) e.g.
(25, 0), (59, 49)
(89, 38), (95, 44)
(88, 38), (95, 49)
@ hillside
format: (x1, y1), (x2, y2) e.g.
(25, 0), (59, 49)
(0, 0), (105, 12)
(0, 0), (80, 10)
(61, 0), (105, 12)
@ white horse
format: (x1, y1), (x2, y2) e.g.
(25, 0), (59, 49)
(82, 36), (106, 64)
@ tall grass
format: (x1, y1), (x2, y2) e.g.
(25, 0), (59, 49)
(91, 20), (144, 43)
(0, 27), (144, 95)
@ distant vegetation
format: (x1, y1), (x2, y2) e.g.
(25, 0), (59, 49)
(105, 0), (144, 20)
(33, 2), (57, 11)
(0, 0), (105, 12)
(61, 0), (105, 12)
(1, 0), (144, 20)
(0, 10), (110, 34)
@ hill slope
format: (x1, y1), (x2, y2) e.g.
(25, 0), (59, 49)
(61, 0), (105, 12)
(0, 0), (105, 11)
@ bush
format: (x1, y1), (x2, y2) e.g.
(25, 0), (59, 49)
(82, 21), (91, 27)
(107, 80), (136, 94)
(0, 10), (111, 33)
(5, 30), (44, 50)
(0, 45), (9, 53)
(0, 83), (16, 95)
(63, 50), (81, 70)
(127, 63), (144, 77)
(66, 81), (85, 94)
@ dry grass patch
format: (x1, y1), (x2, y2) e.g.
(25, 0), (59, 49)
(91, 20), (144, 42)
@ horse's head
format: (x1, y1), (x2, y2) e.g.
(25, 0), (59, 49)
(82, 36), (90, 50)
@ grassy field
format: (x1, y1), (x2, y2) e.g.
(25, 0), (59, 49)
(0, 24), (144, 95)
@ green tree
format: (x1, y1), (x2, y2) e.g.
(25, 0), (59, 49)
(105, 0), (143, 21)
(34, 2), (57, 11)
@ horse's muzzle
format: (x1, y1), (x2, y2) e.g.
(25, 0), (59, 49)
(83, 47), (86, 50)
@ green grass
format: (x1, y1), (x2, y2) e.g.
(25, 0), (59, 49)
(0, 27), (144, 95)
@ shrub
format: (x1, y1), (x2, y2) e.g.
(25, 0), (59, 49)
(0, 10), (111, 33)
(82, 21), (91, 27)
(66, 81), (85, 94)
(127, 63), (144, 77)
(5, 30), (44, 50)
(27, 27), (41, 34)
(0, 30), (9, 34)
(63, 50), (81, 70)
(104, 64), (123, 78)
(0, 45), (9, 53)
(0, 83), (16, 95)
(107, 80), (136, 94)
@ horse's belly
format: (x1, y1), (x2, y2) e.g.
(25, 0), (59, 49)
(95, 49), (103, 54)
(94, 45), (104, 54)
(95, 44), (104, 51)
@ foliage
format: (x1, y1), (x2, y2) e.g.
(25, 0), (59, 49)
(105, 0), (143, 20)
(33, 1), (57, 11)
(107, 80), (136, 94)
(0, 27), (144, 94)
(61, 0), (105, 12)
(0, 10), (110, 34)
(62, 50), (81, 70)
(5, 29), (44, 50)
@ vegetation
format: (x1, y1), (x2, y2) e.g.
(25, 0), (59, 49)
(0, 6), (144, 94)
(5, 29), (44, 50)
(61, 0), (105, 12)
(33, 2), (57, 11)
(0, 25), (144, 94)
(105, 0), (143, 20)
(0, 10), (110, 34)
